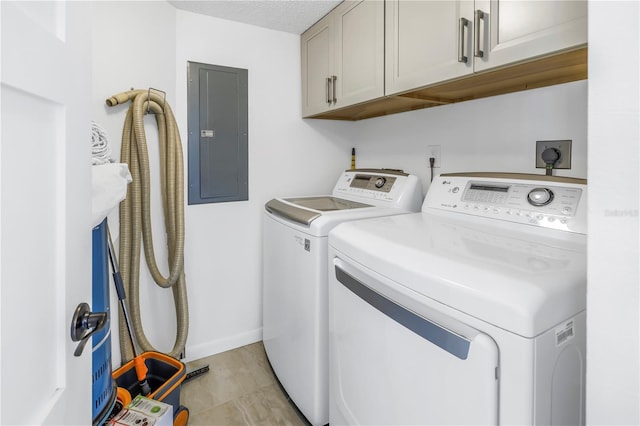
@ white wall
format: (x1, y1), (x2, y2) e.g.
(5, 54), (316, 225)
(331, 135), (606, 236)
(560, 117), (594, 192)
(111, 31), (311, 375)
(92, 1), (353, 365)
(350, 80), (587, 192)
(586, 2), (639, 424)
(174, 10), (353, 360)
(91, 0), (177, 366)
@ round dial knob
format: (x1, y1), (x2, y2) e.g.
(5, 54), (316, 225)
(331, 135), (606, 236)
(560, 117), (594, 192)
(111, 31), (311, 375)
(527, 188), (554, 206)
(374, 177), (387, 188)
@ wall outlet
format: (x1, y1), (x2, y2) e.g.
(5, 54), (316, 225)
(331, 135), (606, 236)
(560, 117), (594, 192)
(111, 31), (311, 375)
(536, 140), (572, 169)
(428, 145), (441, 168)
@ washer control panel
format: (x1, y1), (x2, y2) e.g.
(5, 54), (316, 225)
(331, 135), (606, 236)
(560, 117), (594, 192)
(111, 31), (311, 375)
(348, 173), (396, 193)
(332, 169), (423, 211)
(424, 173), (587, 234)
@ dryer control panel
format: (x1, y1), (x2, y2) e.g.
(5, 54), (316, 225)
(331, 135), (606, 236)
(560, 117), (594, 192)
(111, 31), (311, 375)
(424, 173), (587, 234)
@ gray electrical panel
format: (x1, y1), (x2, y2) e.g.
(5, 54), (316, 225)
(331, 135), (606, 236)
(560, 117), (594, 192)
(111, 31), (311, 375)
(187, 61), (248, 204)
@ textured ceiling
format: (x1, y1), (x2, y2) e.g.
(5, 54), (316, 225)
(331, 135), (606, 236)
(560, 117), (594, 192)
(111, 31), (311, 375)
(169, 0), (342, 35)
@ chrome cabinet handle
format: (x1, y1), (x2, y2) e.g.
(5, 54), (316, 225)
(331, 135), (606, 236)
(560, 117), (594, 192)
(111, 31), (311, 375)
(331, 75), (337, 104)
(474, 9), (485, 58)
(458, 17), (470, 63)
(326, 77), (332, 104)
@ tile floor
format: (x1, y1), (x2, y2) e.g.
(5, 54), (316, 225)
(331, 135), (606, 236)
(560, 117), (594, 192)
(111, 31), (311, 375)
(181, 342), (309, 425)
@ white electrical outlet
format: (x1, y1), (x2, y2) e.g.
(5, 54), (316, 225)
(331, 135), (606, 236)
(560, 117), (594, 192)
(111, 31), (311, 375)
(428, 145), (441, 168)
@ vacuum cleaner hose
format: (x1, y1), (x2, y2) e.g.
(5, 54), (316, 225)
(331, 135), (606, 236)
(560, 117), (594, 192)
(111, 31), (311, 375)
(107, 89), (188, 361)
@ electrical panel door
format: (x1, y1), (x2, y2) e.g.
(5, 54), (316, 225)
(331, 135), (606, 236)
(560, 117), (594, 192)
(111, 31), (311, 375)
(188, 61), (248, 204)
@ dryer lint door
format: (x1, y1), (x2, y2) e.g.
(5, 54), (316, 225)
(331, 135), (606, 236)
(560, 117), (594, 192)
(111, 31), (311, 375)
(329, 259), (499, 425)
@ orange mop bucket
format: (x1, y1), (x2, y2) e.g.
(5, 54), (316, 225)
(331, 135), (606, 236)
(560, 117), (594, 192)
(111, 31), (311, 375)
(112, 351), (188, 426)
(105, 224), (189, 425)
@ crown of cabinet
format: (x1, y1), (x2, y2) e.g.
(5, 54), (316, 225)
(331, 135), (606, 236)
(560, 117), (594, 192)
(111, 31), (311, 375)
(301, 0), (587, 121)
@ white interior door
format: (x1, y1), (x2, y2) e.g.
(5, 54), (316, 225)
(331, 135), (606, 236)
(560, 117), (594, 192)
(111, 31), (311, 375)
(1, 1), (92, 424)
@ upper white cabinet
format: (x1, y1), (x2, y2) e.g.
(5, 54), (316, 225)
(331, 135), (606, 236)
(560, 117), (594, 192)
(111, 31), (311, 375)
(303, 0), (587, 120)
(473, 0), (587, 72)
(386, 0), (587, 96)
(301, 0), (384, 117)
(301, 13), (332, 117)
(385, 1), (475, 96)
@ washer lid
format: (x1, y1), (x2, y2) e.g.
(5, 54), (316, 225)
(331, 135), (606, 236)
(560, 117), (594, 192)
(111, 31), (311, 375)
(329, 211), (586, 338)
(266, 196), (371, 226)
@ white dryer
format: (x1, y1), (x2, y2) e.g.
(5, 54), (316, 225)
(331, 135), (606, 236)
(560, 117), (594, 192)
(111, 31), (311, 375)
(263, 169), (423, 426)
(328, 173), (587, 425)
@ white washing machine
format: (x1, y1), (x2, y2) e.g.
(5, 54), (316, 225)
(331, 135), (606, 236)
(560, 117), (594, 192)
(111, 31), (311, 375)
(328, 172), (587, 425)
(263, 169), (423, 426)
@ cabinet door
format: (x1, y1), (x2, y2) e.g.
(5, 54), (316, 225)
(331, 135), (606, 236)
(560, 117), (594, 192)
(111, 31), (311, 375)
(474, 0), (587, 72)
(333, 0), (384, 108)
(301, 14), (333, 117)
(386, 0), (475, 96)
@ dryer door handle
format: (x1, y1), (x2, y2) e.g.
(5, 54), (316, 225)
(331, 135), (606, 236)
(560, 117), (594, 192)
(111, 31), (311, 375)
(334, 263), (471, 360)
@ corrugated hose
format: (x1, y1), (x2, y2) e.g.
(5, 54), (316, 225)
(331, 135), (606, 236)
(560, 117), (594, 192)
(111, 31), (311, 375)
(106, 89), (188, 361)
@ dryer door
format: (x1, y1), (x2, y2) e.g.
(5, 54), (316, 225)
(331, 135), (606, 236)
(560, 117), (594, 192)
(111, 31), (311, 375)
(329, 257), (499, 425)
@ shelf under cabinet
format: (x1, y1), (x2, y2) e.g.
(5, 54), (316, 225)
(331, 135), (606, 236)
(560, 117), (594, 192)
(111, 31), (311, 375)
(306, 46), (587, 121)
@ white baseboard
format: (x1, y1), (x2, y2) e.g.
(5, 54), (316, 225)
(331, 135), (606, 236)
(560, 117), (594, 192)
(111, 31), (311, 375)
(181, 327), (263, 363)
